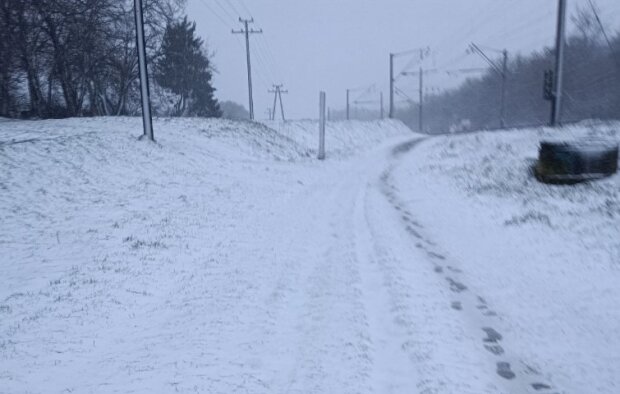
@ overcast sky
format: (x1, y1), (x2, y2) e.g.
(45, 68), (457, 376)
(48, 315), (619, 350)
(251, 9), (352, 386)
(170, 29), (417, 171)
(187, 0), (620, 119)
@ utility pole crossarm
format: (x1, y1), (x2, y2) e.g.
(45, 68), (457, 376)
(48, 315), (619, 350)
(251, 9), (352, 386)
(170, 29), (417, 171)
(400, 68), (440, 76)
(391, 47), (431, 58)
(353, 100), (380, 105)
(444, 67), (488, 75)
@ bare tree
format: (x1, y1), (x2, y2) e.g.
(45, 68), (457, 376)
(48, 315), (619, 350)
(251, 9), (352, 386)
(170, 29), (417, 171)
(3, 0), (186, 118)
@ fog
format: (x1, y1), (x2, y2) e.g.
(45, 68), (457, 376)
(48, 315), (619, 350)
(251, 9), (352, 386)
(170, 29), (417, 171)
(188, 0), (620, 119)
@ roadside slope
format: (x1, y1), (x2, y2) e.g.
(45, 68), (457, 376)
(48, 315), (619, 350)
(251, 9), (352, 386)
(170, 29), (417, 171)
(391, 121), (620, 393)
(0, 117), (418, 393)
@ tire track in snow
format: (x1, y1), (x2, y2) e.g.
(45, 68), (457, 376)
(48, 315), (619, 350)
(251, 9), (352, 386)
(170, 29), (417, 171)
(352, 178), (430, 393)
(384, 139), (561, 394)
(278, 173), (374, 394)
(291, 138), (501, 393)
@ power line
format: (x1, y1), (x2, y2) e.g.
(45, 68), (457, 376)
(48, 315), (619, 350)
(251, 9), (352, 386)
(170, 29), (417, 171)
(588, 0), (619, 66)
(395, 47), (431, 82)
(235, 0), (253, 19)
(394, 87), (416, 104)
(212, 0), (237, 21)
(389, 47), (431, 117)
(467, 43), (509, 127)
(197, 0), (265, 97)
(214, 0), (281, 115)
(353, 84), (376, 102)
(253, 39), (278, 82)
(431, 0), (507, 55)
(434, 51), (470, 71)
(493, 10), (555, 43)
(197, 0), (232, 28)
(430, 1), (556, 83)
(256, 36), (280, 77)
(250, 40), (275, 82)
(222, 0), (242, 18)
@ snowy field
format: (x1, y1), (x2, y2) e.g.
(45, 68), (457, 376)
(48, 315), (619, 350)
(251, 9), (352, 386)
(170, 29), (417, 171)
(1, 117), (619, 393)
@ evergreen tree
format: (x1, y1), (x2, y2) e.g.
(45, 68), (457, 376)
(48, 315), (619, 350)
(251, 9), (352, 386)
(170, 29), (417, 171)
(156, 17), (220, 117)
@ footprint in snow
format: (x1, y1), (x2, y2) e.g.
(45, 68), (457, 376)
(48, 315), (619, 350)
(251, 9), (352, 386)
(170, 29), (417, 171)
(496, 361), (516, 380)
(531, 382), (553, 391)
(482, 327), (502, 343)
(446, 277), (467, 293)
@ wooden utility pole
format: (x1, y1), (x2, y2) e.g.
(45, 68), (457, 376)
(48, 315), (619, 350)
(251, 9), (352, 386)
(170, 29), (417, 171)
(551, 0), (567, 127)
(500, 49), (508, 128)
(134, 0), (154, 141)
(346, 89), (350, 120)
(233, 18), (262, 120)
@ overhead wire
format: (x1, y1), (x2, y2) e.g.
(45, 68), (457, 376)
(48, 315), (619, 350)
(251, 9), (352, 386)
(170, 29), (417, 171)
(394, 87), (416, 104)
(430, 0), (508, 56)
(588, 0), (620, 67)
(196, 0), (232, 28)
(234, 0), (253, 19)
(221, 0), (242, 19)
(212, 0), (237, 21)
(206, 0), (280, 96)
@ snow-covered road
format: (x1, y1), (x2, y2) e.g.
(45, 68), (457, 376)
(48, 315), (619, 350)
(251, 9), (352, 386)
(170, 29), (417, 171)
(2, 118), (618, 393)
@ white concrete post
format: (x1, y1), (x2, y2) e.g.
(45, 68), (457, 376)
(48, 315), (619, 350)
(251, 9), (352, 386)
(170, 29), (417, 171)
(318, 91), (326, 160)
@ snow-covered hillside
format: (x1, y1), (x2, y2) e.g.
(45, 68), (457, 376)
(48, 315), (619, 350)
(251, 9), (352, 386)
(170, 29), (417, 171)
(0, 116), (412, 298)
(2, 117), (618, 393)
(0, 117), (418, 393)
(263, 119), (410, 158)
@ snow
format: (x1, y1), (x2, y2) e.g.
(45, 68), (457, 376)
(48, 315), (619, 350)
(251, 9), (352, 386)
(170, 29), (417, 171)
(392, 120), (620, 393)
(1, 116), (618, 393)
(263, 119), (411, 159)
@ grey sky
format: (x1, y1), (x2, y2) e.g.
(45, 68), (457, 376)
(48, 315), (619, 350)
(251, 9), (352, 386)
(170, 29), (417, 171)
(187, 0), (620, 119)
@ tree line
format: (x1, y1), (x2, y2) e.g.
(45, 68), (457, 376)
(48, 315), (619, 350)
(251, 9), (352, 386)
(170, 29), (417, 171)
(0, 0), (221, 119)
(396, 9), (620, 133)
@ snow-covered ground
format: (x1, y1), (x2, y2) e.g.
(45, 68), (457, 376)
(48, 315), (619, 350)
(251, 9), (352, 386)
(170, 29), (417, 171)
(392, 121), (620, 393)
(1, 117), (618, 393)
(263, 119), (409, 158)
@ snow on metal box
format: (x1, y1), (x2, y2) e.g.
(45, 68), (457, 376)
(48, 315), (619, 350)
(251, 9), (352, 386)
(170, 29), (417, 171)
(535, 140), (618, 184)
